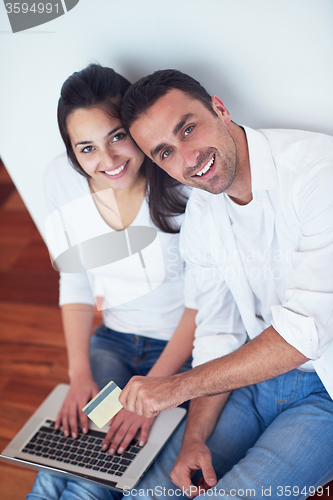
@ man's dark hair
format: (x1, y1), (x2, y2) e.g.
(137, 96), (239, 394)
(121, 69), (217, 132)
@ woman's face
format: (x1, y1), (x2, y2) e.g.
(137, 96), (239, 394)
(67, 106), (145, 192)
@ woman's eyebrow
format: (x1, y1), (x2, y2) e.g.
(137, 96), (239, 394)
(75, 126), (123, 147)
(104, 126), (123, 139)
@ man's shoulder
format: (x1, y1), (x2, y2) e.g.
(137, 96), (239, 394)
(259, 128), (333, 173)
(187, 187), (217, 212)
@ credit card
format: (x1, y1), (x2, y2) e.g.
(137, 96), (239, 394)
(82, 381), (123, 428)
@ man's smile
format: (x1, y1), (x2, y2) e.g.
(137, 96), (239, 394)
(192, 154), (216, 177)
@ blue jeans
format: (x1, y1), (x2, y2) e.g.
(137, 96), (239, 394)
(27, 325), (191, 500)
(126, 370), (333, 499)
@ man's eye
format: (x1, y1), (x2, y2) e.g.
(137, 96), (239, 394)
(112, 132), (126, 142)
(184, 126), (194, 136)
(81, 146), (94, 153)
(162, 149), (172, 159)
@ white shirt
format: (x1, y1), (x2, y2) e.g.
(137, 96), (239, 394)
(181, 127), (333, 398)
(44, 153), (193, 341)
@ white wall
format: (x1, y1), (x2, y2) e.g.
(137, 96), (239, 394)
(0, 0), (332, 238)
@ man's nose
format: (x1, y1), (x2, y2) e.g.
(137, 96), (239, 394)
(180, 145), (201, 169)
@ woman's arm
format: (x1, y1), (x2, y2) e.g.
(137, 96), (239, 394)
(148, 307), (197, 377)
(55, 303), (99, 438)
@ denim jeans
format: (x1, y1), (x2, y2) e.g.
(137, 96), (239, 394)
(125, 369), (333, 499)
(27, 325), (192, 500)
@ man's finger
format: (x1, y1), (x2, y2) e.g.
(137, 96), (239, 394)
(201, 461), (217, 488)
(171, 465), (196, 497)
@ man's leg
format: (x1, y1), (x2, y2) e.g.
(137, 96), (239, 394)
(198, 371), (333, 499)
(123, 380), (269, 499)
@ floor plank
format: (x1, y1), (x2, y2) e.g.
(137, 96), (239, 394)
(0, 462), (37, 500)
(0, 302), (64, 346)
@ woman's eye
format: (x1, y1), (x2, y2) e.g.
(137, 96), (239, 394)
(184, 126), (194, 136)
(112, 132), (126, 142)
(81, 146), (94, 153)
(162, 149), (172, 159)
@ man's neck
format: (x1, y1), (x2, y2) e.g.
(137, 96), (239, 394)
(225, 123), (252, 205)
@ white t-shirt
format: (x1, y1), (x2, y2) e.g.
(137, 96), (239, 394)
(44, 153), (193, 341)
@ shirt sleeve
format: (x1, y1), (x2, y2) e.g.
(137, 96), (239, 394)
(59, 271), (95, 306)
(180, 196), (247, 368)
(43, 159), (96, 307)
(271, 159), (333, 359)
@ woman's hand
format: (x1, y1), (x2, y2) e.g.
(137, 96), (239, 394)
(102, 408), (155, 454)
(55, 377), (100, 438)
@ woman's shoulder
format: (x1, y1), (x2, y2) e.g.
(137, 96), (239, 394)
(43, 152), (89, 209)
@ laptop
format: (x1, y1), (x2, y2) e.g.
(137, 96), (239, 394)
(0, 384), (186, 492)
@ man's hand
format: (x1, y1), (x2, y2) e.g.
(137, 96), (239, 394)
(55, 377), (99, 438)
(170, 439), (217, 498)
(119, 374), (186, 418)
(102, 408), (155, 454)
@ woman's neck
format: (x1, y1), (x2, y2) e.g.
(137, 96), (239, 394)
(88, 175), (146, 230)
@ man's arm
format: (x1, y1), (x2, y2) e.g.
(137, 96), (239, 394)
(170, 393), (230, 498)
(119, 325), (308, 417)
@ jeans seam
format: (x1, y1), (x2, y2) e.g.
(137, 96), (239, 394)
(277, 371), (301, 405)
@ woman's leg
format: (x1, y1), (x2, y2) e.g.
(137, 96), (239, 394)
(26, 473), (121, 500)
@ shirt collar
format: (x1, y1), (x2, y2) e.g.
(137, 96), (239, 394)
(242, 126), (279, 193)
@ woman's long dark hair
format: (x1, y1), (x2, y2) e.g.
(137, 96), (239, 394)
(57, 64), (187, 233)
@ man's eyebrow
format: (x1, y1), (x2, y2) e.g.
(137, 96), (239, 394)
(151, 142), (168, 159)
(74, 126), (122, 147)
(173, 113), (195, 136)
(150, 113), (195, 159)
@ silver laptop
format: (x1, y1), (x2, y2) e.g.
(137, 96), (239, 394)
(0, 384), (186, 492)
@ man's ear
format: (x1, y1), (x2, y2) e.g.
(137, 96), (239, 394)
(211, 95), (232, 124)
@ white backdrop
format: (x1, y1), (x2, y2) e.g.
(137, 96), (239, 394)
(0, 0), (332, 238)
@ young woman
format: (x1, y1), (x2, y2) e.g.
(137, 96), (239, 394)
(27, 64), (196, 499)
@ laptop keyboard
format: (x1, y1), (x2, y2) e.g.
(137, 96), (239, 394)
(20, 419), (143, 477)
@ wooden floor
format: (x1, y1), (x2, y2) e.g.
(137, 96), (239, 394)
(0, 158), (68, 498)
(0, 160), (100, 498)
(0, 159), (332, 499)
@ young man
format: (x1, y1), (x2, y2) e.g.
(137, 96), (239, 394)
(118, 70), (333, 499)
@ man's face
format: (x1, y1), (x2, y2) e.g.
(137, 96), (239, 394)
(129, 89), (237, 194)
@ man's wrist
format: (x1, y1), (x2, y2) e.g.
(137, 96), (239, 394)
(176, 368), (202, 402)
